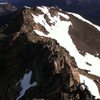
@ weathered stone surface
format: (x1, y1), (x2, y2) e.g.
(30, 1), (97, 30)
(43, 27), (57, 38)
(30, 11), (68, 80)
(0, 31), (80, 100)
(0, 6), (100, 100)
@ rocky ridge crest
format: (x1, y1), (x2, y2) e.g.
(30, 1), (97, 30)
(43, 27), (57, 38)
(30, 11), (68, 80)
(0, 6), (100, 100)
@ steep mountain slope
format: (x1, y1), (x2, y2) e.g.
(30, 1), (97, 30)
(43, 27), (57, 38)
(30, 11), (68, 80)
(0, 6), (100, 100)
(0, 0), (100, 26)
(0, 31), (80, 100)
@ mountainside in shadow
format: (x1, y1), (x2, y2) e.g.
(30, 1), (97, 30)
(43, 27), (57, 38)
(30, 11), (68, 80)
(0, 6), (100, 100)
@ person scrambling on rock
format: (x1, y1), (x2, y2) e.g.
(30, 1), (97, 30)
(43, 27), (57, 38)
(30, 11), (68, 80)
(73, 81), (93, 100)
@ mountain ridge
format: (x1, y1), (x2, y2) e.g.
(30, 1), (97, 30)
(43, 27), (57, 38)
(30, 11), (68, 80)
(0, 6), (100, 100)
(0, 0), (100, 26)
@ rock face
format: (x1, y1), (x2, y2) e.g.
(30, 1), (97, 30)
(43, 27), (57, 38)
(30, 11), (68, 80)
(0, 28), (80, 100)
(0, 6), (100, 100)
(0, 7), (80, 100)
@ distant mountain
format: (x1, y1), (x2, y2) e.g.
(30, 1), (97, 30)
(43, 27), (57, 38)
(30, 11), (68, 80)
(0, 6), (100, 100)
(0, 2), (17, 29)
(0, 2), (17, 15)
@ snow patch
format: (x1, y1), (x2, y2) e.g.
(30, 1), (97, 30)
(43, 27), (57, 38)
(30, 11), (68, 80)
(34, 21), (100, 77)
(32, 7), (70, 32)
(24, 6), (31, 9)
(58, 12), (70, 19)
(32, 7), (100, 77)
(16, 71), (37, 100)
(80, 74), (100, 99)
(32, 10), (70, 34)
(37, 6), (49, 14)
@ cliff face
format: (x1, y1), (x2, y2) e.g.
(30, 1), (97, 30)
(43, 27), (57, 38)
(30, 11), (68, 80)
(0, 6), (100, 100)
(0, 31), (80, 100)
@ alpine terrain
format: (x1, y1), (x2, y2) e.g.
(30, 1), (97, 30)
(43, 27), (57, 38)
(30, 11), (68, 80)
(0, 0), (100, 26)
(0, 5), (100, 100)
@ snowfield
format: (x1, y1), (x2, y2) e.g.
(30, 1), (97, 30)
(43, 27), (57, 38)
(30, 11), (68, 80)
(32, 6), (100, 77)
(32, 6), (100, 98)
(15, 6), (100, 99)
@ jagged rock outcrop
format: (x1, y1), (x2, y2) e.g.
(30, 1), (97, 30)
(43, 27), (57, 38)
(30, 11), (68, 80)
(0, 6), (100, 100)
(0, 31), (80, 100)
(5, 7), (35, 34)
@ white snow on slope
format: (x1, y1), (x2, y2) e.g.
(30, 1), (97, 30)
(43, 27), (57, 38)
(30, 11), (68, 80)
(80, 74), (100, 99)
(37, 6), (49, 14)
(32, 7), (69, 33)
(24, 6), (31, 9)
(16, 71), (37, 100)
(32, 7), (100, 77)
(68, 12), (100, 31)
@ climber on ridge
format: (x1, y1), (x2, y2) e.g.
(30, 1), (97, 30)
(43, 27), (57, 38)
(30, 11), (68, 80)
(73, 81), (93, 100)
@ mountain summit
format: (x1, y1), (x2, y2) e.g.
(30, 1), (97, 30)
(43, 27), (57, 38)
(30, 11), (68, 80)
(0, 6), (100, 100)
(0, 0), (100, 25)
